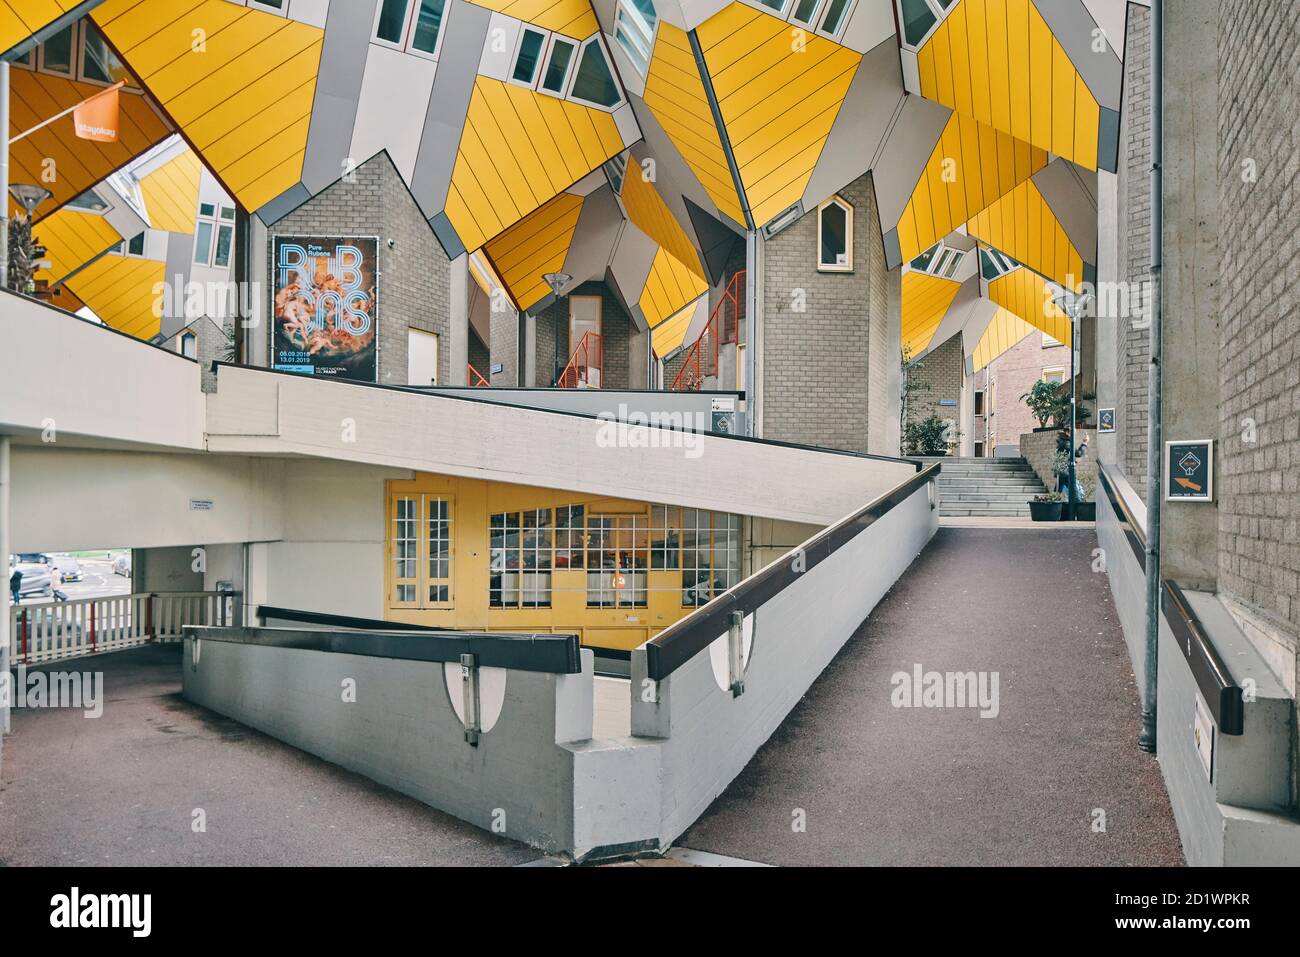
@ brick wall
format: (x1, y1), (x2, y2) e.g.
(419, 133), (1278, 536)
(490, 306), (517, 386)
(529, 281), (633, 389)
(160, 315), (234, 393)
(984, 331), (1071, 450)
(761, 171), (888, 453)
(1117, 6), (1152, 499)
(270, 153), (450, 388)
(906, 333), (964, 449)
(1022, 427), (1097, 498)
(468, 330), (489, 380)
(1216, 0), (1300, 649)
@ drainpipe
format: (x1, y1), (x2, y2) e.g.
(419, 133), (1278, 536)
(1, 62), (9, 287)
(1140, 0), (1164, 753)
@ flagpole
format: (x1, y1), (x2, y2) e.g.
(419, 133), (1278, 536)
(8, 81), (123, 146)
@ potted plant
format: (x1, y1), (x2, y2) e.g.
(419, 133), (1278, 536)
(1021, 380), (1060, 430)
(903, 414), (953, 456)
(1029, 492), (1064, 522)
(1075, 475), (1097, 521)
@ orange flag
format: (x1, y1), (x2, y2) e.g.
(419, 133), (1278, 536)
(73, 83), (123, 143)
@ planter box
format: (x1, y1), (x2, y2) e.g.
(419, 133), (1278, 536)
(1074, 502), (1096, 521)
(1029, 501), (1063, 522)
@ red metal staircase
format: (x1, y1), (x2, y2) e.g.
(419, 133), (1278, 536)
(670, 270), (745, 392)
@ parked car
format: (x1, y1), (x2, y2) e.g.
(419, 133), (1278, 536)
(50, 554), (83, 583)
(9, 557), (54, 598)
(113, 554), (132, 577)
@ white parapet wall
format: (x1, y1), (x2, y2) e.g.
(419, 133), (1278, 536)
(206, 364), (916, 526)
(0, 292), (204, 450)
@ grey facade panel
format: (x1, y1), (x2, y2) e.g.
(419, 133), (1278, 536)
(300, 0), (377, 194)
(408, 2), (492, 220)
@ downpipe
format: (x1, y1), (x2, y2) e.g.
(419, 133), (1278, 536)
(1140, 0), (1164, 754)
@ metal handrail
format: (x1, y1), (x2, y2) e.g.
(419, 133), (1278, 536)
(467, 363), (489, 387)
(671, 270), (745, 392)
(556, 331), (602, 388)
(1098, 463), (1243, 735)
(644, 463), (940, 680)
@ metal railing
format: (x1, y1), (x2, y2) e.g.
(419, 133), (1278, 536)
(671, 270), (745, 392)
(556, 331), (602, 388)
(467, 363), (490, 387)
(644, 463), (940, 680)
(9, 591), (240, 666)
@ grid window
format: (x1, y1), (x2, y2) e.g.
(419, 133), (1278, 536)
(490, 509), (553, 607)
(427, 497), (451, 603)
(556, 504), (586, 569)
(586, 515), (649, 608)
(393, 496), (419, 604)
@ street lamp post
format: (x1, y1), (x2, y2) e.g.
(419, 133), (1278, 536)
(1055, 291), (1093, 520)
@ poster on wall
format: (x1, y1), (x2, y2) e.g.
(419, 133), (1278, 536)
(271, 235), (379, 382)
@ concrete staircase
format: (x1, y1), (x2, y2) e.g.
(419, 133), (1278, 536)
(910, 456), (1049, 517)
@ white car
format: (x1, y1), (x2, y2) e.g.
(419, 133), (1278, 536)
(9, 558), (54, 599)
(113, 554), (132, 577)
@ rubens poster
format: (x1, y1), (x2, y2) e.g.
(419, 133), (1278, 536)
(272, 236), (379, 381)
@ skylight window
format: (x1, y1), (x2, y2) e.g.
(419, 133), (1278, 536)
(614, 0), (658, 77)
(512, 28), (547, 85)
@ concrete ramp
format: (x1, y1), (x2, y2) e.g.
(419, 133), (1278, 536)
(206, 364), (917, 526)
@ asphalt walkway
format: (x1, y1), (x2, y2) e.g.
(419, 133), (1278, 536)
(0, 644), (534, 866)
(677, 526), (1185, 866)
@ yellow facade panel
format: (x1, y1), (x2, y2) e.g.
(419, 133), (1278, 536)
(94, 0), (323, 214)
(140, 149), (203, 234)
(901, 271), (961, 358)
(971, 307), (1035, 372)
(464, 0), (598, 40)
(484, 191), (584, 311)
(446, 77), (623, 254)
(643, 22), (744, 225)
(0, 0), (78, 57)
(32, 207), (122, 284)
(7, 69), (172, 220)
(966, 179), (1085, 290)
(919, 0), (1101, 171)
(987, 267), (1072, 345)
(63, 254), (167, 340)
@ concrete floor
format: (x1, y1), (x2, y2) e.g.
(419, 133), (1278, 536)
(0, 644), (535, 866)
(677, 526), (1185, 866)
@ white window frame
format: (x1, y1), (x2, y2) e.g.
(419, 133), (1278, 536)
(741, 0), (855, 41)
(816, 195), (853, 273)
(120, 232), (147, 258)
(370, 0), (448, 61)
(179, 331), (198, 358)
(813, 0), (856, 41)
(194, 204), (235, 268)
(75, 21), (141, 91)
(1041, 367), (1066, 384)
(508, 26), (549, 89)
(566, 34), (625, 112)
(895, 0), (955, 53)
(613, 0), (657, 78)
(35, 24), (75, 78)
(538, 32), (579, 98)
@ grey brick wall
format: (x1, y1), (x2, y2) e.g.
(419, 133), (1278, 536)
(529, 282), (633, 389)
(468, 330), (490, 380)
(906, 333), (964, 450)
(760, 171), (888, 453)
(1117, 6), (1152, 499)
(490, 305), (517, 386)
(160, 315), (233, 393)
(1216, 0), (1300, 645)
(270, 153), (450, 387)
